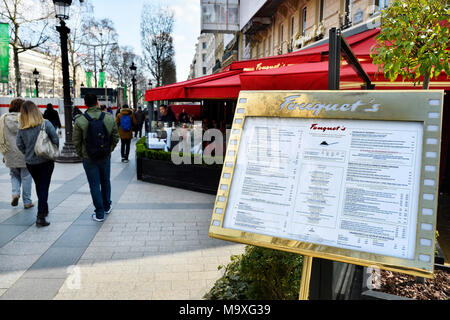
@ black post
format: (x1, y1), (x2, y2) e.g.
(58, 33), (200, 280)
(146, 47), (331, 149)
(34, 80), (39, 98)
(132, 76), (137, 108)
(56, 19), (81, 163)
(308, 27), (343, 300)
(328, 27), (341, 90)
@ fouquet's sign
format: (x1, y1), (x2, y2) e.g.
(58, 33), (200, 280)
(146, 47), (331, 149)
(209, 90), (445, 279)
(279, 94), (381, 115)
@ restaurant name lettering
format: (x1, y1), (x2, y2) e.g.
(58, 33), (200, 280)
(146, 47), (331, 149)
(255, 62), (288, 70)
(279, 95), (381, 115)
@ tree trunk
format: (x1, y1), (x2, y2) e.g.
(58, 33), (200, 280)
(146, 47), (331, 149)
(13, 46), (21, 96)
(422, 71), (431, 90)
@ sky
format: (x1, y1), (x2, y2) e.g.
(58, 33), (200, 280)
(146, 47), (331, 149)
(91, 0), (201, 82)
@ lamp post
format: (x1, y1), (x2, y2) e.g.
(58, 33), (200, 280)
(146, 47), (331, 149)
(130, 62), (137, 108)
(147, 80), (154, 131)
(53, 0), (81, 163)
(32, 68), (39, 98)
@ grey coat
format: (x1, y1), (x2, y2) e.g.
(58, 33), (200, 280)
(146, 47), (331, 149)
(1, 113), (26, 168)
(17, 120), (59, 165)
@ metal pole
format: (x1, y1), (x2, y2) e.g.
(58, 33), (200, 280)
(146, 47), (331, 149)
(132, 77), (137, 108)
(35, 80), (39, 98)
(299, 255), (313, 300)
(328, 27), (341, 90)
(56, 19), (81, 163)
(94, 46), (97, 88)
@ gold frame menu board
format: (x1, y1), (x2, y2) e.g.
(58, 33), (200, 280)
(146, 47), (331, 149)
(209, 90), (444, 278)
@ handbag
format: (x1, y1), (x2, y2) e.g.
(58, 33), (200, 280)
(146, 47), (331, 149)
(34, 122), (60, 160)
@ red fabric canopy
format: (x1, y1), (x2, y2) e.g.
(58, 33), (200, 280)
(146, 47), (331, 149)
(185, 74), (242, 99)
(144, 70), (242, 101)
(145, 27), (449, 101)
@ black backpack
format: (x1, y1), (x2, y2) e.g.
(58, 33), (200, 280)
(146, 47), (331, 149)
(83, 112), (111, 161)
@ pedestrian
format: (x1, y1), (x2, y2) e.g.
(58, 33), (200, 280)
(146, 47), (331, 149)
(16, 101), (59, 227)
(73, 94), (119, 222)
(116, 104), (137, 163)
(72, 106), (83, 122)
(134, 106), (145, 138)
(0, 98), (34, 210)
(43, 103), (61, 132)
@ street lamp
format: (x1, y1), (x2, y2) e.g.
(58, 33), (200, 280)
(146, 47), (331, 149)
(130, 62), (137, 108)
(53, 0), (81, 163)
(147, 80), (154, 131)
(33, 68), (39, 98)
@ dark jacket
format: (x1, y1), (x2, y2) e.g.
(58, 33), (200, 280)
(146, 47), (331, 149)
(43, 106), (61, 129)
(17, 120), (59, 165)
(134, 110), (145, 125)
(72, 106), (119, 160)
(116, 108), (137, 140)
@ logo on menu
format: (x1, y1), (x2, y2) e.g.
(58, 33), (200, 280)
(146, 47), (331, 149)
(279, 95), (381, 115)
(310, 123), (346, 132)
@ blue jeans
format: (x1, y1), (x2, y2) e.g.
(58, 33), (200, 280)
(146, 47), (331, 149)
(82, 156), (112, 219)
(10, 167), (33, 205)
(27, 161), (54, 218)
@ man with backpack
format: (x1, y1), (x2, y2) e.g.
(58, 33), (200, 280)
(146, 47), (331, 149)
(73, 94), (119, 222)
(116, 104), (137, 163)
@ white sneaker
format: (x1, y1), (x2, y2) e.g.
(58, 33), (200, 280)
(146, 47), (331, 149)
(92, 213), (105, 222)
(105, 206), (112, 215)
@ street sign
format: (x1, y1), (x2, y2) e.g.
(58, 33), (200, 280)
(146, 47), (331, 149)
(209, 90), (444, 278)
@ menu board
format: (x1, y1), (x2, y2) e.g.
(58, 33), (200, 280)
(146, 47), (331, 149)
(209, 90), (444, 277)
(223, 117), (423, 260)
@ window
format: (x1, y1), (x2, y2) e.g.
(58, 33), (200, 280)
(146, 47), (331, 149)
(269, 35), (272, 55)
(319, 0), (325, 22)
(301, 7), (307, 36)
(279, 24), (284, 53)
(202, 42), (206, 49)
(202, 54), (206, 62)
(290, 16), (295, 40)
(202, 67), (207, 75)
(343, 0), (352, 28)
(374, 0), (389, 10)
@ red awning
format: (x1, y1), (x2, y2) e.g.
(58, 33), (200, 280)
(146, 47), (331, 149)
(185, 74), (241, 99)
(340, 62), (450, 90)
(145, 70), (242, 101)
(145, 27), (448, 102)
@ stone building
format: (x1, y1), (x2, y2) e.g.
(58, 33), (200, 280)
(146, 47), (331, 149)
(240, 0), (389, 60)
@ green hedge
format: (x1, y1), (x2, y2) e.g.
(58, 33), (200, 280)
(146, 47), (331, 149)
(204, 246), (303, 300)
(136, 137), (223, 167)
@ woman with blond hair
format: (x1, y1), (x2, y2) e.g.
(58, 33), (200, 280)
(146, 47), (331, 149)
(0, 98), (34, 209)
(16, 101), (59, 227)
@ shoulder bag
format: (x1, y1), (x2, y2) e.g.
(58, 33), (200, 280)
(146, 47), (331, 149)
(34, 122), (60, 160)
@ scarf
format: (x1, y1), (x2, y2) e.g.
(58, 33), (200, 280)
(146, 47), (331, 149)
(0, 114), (8, 155)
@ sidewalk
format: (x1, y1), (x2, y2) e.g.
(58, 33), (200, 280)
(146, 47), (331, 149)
(0, 137), (245, 300)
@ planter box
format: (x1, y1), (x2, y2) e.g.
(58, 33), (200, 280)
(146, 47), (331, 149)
(360, 263), (450, 300)
(136, 156), (222, 195)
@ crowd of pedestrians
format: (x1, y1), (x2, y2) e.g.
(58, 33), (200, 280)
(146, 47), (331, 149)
(0, 96), (141, 227)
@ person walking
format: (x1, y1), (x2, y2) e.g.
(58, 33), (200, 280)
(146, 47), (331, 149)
(0, 98), (34, 209)
(16, 101), (59, 227)
(116, 104), (136, 163)
(73, 94), (119, 222)
(134, 106), (145, 138)
(43, 103), (62, 132)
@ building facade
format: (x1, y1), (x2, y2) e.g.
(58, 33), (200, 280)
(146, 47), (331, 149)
(240, 0), (388, 60)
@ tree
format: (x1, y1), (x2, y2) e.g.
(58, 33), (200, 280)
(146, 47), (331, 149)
(140, 3), (176, 87)
(65, 0), (93, 97)
(0, 0), (53, 95)
(161, 57), (176, 86)
(108, 45), (136, 88)
(370, 0), (450, 89)
(82, 17), (118, 86)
